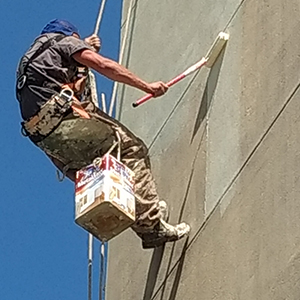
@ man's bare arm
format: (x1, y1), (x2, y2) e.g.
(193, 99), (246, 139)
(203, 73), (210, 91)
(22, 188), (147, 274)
(73, 49), (168, 97)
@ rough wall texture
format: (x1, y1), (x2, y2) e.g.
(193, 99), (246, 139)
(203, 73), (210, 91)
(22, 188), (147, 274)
(107, 1), (300, 299)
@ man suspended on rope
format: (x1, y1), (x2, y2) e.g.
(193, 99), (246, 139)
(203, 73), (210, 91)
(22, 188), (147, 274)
(16, 19), (190, 249)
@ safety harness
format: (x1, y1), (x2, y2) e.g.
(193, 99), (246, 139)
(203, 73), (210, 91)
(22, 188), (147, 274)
(18, 34), (90, 143)
(17, 34), (66, 91)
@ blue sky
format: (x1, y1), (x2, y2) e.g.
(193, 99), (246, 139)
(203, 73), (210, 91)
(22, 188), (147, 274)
(0, 1), (122, 299)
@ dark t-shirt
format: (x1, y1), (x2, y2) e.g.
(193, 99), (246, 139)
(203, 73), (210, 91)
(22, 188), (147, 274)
(16, 33), (92, 120)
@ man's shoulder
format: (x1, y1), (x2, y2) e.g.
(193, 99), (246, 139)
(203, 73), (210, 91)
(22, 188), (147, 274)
(58, 35), (87, 46)
(33, 33), (83, 47)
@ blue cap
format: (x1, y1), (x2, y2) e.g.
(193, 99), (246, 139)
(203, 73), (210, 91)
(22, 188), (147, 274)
(41, 19), (79, 36)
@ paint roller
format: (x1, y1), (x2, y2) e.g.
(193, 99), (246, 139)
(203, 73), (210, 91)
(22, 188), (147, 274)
(132, 32), (229, 108)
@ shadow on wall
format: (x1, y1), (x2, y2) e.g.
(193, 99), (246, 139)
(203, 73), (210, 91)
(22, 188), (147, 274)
(190, 48), (226, 144)
(142, 134), (196, 299)
(164, 240), (188, 300)
(142, 245), (165, 300)
(142, 239), (188, 300)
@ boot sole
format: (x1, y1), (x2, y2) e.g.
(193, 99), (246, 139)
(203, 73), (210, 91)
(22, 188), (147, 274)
(142, 228), (190, 249)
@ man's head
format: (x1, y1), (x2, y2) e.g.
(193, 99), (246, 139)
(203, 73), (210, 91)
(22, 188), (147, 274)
(41, 19), (80, 37)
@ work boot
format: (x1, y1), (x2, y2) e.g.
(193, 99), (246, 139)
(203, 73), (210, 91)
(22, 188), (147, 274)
(142, 219), (190, 249)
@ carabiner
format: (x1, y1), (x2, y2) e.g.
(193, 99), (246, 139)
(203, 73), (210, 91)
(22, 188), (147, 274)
(59, 88), (74, 103)
(17, 75), (27, 90)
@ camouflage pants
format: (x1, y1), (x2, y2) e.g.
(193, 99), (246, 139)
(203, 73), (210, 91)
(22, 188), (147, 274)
(36, 101), (162, 234)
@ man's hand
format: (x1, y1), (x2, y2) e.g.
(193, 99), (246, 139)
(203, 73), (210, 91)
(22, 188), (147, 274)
(84, 34), (101, 52)
(147, 81), (169, 97)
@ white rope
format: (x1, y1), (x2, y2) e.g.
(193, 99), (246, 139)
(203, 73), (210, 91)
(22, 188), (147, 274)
(98, 242), (105, 300)
(87, 2), (129, 299)
(101, 93), (107, 113)
(86, 3), (108, 299)
(88, 234), (93, 300)
(108, 0), (136, 116)
(88, 70), (99, 107)
(94, 0), (107, 35)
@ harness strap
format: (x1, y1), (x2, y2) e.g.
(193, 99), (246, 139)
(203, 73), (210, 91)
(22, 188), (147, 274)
(17, 34), (67, 91)
(21, 86), (91, 143)
(21, 93), (72, 142)
(61, 84), (90, 119)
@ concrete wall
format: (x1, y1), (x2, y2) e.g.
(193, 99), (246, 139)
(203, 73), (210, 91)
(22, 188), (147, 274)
(107, 1), (300, 299)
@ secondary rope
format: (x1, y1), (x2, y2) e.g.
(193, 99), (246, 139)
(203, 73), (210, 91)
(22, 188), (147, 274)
(87, 1), (108, 300)
(98, 242), (105, 300)
(94, 0), (107, 35)
(108, 0), (137, 116)
(88, 234), (93, 300)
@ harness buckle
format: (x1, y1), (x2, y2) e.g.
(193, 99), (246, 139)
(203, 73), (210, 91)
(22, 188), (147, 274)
(59, 88), (74, 103)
